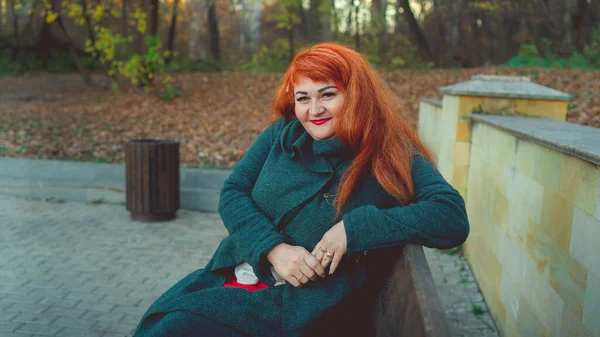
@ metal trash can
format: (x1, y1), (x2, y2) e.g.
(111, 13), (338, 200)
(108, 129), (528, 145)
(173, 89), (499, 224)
(125, 139), (180, 221)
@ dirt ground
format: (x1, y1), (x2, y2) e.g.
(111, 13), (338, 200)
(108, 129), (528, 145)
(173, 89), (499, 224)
(0, 68), (598, 167)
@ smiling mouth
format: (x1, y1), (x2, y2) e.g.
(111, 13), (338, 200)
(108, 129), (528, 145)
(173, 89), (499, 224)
(310, 118), (332, 125)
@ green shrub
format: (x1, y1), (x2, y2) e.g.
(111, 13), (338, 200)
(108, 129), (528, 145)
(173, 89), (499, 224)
(237, 40), (291, 72)
(0, 55), (20, 74)
(46, 50), (75, 73)
(587, 28), (600, 67)
(507, 42), (595, 69)
(24, 54), (44, 72)
(157, 83), (182, 101)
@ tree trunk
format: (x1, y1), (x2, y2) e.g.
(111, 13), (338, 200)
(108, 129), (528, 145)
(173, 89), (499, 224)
(299, 3), (309, 41)
(250, 1), (261, 48)
(0, 0), (4, 30)
(188, 0), (203, 59)
(353, 0), (360, 51)
(9, 0), (19, 47)
(136, 0), (147, 54)
(398, 0), (434, 62)
(288, 27), (295, 62)
(372, 0), (387, 62)
(80, 0), (96, 44)
(166, 0), (179, 63)
(326, 0), (336, 40)
(149, 0), (159, 36)
(533, 0), (563, 54)
(49, 0), (92, 84)
(309, 0), (320, 41)
(572, 0), (587, 55)
(449, 0), (462, 57)
(207, 1), (220, 61)
(121, 0), (128, 35)
(524, 16), (546, 57)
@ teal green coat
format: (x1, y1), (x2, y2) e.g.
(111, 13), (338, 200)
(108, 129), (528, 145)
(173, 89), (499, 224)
(134, 117), (469, 337)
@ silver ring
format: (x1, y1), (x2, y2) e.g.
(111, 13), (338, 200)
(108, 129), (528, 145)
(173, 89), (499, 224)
(325, 252), (333, 258)
(319, 247), (325, 253)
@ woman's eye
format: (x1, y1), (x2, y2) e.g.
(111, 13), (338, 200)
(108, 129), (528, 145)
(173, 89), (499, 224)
(296, 97), (309, 102)
(323, 92), (335, 98)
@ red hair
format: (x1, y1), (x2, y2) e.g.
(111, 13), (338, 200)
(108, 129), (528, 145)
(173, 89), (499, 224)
(272, 43), (434, 217)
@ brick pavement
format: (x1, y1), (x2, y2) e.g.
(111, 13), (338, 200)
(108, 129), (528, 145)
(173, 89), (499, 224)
(0, 194), (227, 337)
(424, 248), (500, 337)
(0, 194), (498, 337)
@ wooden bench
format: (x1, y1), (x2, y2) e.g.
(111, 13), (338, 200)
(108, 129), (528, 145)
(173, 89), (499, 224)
(373, 244), (451, 337)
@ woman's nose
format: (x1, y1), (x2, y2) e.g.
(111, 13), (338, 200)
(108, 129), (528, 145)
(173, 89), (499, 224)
(310, 102), (324, 115)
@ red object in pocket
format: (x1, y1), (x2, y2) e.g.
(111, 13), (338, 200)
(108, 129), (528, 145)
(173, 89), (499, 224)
(223, 278), (269, 291)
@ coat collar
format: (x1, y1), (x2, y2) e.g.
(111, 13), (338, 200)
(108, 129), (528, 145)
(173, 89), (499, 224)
(279, 119), (354, 173)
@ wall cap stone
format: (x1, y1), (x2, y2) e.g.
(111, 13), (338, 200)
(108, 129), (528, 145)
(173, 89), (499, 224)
(471, 114), (600, 166)
(439, 74), (572, 101)
(420, 98), (443, 108)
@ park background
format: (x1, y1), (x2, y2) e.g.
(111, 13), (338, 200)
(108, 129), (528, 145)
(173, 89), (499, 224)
(1, 1), (600, 337)
(0, 0), (599, 170)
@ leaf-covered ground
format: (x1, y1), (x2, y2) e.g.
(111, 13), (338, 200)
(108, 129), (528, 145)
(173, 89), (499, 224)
(0, 68), (598, 168)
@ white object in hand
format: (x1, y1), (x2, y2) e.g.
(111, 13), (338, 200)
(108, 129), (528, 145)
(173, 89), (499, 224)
(234, 262), (285, 286)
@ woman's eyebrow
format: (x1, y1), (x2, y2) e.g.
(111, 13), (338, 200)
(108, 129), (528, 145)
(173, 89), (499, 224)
(318, 86), (337, 92)
(295, 86), (336, 95)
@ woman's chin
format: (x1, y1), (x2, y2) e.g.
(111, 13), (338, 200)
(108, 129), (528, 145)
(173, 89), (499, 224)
(309, 131), (336, 140)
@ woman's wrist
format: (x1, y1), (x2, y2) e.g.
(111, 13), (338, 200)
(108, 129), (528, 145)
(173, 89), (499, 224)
(266, 243), (288, 264)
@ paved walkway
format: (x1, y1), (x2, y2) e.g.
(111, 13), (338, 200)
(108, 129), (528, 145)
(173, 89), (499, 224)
(0, 194), (498, 337)
(424, 248), (499, 337)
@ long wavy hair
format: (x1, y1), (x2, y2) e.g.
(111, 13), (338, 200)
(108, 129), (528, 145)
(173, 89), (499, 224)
(272, 42), (434, 217)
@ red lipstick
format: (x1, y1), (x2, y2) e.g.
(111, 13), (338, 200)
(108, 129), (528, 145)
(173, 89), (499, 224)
(310, 118), (332, 125)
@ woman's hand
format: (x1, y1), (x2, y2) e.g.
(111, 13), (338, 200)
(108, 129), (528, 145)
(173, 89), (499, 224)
(266, 243), (327, 287)
(311, 220), (347, 275)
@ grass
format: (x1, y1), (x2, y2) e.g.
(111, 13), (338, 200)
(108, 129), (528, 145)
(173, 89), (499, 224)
(471, 304), (485, 316)
(436, 245), (463, 255)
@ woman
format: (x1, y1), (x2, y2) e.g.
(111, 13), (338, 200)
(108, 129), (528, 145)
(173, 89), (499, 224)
(133, 43), (469, 337)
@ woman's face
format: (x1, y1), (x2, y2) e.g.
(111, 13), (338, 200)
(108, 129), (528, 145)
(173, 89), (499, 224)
(293, 76), (345, 140)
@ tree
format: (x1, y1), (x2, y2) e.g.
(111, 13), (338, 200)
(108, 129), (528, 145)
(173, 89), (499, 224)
(46, 0), (92, 84)
(149, 0), (159, 36)
(371, 0), (387, 61)
(207, 0), (220, 61)
(353, 0), (360, 51)
(0, 0), (4, 31)
(166, 0), (180, 64)
(572, 0), (589, 54)
(273, 0), (301, 61)
(8, 0), (19, 52)
(398, 0), (434, 63)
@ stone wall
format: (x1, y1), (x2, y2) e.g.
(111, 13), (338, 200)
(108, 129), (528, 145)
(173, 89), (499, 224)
(465, 121), (599, 337)
(418, 75), (600, 337)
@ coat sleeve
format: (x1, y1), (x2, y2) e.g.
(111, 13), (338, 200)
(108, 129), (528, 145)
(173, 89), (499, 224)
(342, 154), (470, 255)
(217, 118), (288, 282)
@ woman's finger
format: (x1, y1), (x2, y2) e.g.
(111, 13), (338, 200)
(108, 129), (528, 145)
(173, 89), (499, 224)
(304, 254), (327, 278)
(299, 263), (317, 281)
(299, 275), (310, 284)
(328, 250), (343, 275)
(314, 245), (326, 261)
(287, 275), (302, 288)
(311, 244), (319, 256)
(320, 252), (333, 268)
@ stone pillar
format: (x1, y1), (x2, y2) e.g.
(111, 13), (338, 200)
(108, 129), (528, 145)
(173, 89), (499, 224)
(434, 75), (571, 200)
